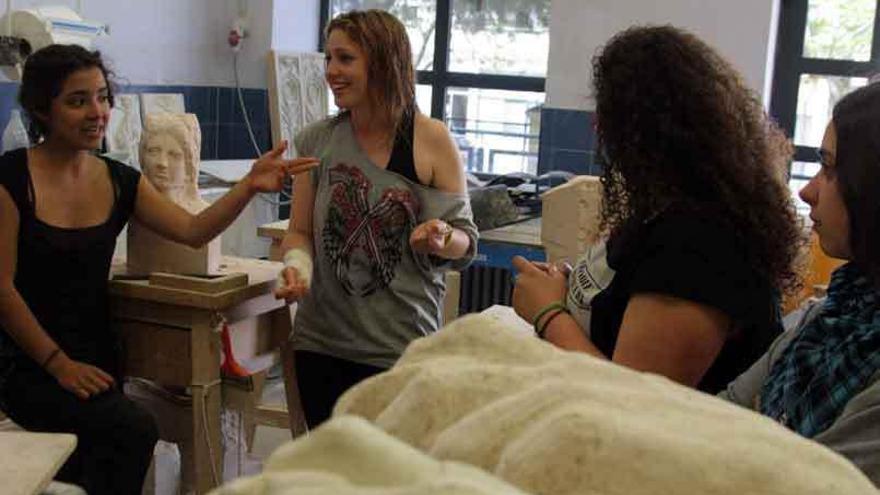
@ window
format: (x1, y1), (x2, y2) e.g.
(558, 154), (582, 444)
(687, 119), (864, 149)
(771, 0), (880, 214)
(321, 0), (550, 175)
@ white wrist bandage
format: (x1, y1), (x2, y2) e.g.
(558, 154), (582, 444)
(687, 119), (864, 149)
(277, 248), (313, 288)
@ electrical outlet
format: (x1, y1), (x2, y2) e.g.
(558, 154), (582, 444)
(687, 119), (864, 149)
(228, 17), (247, 51)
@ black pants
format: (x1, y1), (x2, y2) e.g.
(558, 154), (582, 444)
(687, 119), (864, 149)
(294, 350), (386, 429)
(1, 363), (159, 495)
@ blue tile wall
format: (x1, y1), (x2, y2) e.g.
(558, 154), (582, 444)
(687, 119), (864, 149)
(0, 81), (272, 161)
(0, 82), (19, 135)
(538, 107), (601, 176)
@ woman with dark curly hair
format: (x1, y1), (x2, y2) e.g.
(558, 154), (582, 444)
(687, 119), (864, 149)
(513, 25), (803, 393)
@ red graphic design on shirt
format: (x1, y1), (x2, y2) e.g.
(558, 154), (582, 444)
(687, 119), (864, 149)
(323, 163), (419, 296)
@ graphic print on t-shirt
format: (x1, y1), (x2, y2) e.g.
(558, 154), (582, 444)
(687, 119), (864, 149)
(323, 163), (420, 297)
(567, 241), (616, 338)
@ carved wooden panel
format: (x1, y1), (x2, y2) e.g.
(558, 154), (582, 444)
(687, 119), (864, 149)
(106, 94), (143, 168)
(140, 93), (186, 117)
(268, 51), (328, 158)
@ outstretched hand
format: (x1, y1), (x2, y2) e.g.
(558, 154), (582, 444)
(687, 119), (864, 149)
(246, 140), (319, 193)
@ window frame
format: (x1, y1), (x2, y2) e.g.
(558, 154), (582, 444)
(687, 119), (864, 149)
(319, 0), (547, 177)
(771, 0), (880, 181)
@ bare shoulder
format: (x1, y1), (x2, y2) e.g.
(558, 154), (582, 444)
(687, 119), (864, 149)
(0, 184), (20, 270)
(0, 182), (17, 216)
(415, 113), (456, 149)
(413, 113), (465, 192)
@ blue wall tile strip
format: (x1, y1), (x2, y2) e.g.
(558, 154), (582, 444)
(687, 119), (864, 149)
(0, 81), (271, 161)
(473, 240), (545, 271)
(1, 80), (597, 177)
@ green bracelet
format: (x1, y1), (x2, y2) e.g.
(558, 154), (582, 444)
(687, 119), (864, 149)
(531, 300), (566, 327)
(537, 308), (568, 339)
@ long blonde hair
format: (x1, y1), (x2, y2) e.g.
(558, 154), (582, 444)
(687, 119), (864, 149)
(326, 9), (417, 139)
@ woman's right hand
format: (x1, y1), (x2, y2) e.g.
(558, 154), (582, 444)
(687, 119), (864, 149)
(274, 266), (309, 304)
(46, 354), (115, 400)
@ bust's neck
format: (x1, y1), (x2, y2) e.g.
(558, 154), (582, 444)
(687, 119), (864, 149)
(163, 185), (186, 203)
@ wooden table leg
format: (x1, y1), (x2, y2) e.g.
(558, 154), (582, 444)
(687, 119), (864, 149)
(191, 314), (223, 494)
(270, 306), (308, 437)
(280, 341), (308, 437)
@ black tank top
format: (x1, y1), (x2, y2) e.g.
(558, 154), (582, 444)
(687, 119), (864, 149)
(0, 148), (141, 376)
(386, 115), (419, 184)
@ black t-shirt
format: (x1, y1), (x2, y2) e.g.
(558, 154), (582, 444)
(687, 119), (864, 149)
(566, 209), (782, 393)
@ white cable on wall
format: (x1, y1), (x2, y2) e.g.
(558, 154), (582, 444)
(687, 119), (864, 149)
(197, 380), (221, 487)
(233, 51), (261, 157)
(233, 50), (292, 207)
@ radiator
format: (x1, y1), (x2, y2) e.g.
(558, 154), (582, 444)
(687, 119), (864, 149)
(458, 265), (515, 314)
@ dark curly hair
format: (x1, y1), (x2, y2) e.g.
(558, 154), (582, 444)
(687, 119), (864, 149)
(593, 25), (803, 295)
(19, 44), (116, 142)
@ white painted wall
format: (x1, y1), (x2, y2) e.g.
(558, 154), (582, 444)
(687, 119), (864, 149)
(546, 0), (781, 111)
(272, 0), (320, 52)
(3, 0), (281, 87)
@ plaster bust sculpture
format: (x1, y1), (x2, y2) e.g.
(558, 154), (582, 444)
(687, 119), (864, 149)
(127, 113), (220, 275)
(139, 113), (208, 212)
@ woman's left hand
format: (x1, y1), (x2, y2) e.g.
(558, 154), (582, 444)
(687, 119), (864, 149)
(410, 219), (453, 255)
(246, 140), (320, 193)
(511, 255), (568, 323)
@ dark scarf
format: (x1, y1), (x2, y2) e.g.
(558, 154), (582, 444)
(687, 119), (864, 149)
(759, 263), (880, 437)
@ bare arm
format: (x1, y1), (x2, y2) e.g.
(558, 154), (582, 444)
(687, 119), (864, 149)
(410, 116), (472, 260)
(611, 294), (727, 385)
(134, 142), (318, 248)
(133, 172), (259, 248)
(512, 255), (604, 357)
(274, 170), (316, 303)
(542, 294), (728, 387)
(0, 186), (58, 368)
(281, 169), (315, 257)
(0, 187), (113, 399)
(513, 255), (728, 387)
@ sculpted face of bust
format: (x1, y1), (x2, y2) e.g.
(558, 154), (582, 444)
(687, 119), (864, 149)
(139, 113), (207, 213)
(142, 132), (186, 194)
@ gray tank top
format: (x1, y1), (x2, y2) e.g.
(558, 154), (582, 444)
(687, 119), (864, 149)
(291, 115), (478, 368)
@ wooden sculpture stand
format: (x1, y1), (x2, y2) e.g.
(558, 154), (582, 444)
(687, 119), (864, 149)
(110, 257), (306, 494)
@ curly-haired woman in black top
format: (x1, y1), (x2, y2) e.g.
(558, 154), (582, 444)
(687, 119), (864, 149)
(513, 25), (803, 393)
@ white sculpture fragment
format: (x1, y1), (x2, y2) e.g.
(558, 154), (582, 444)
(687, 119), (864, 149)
(105, 94), (142, 168)
(209, 415), (527, 495)
(127, 113), (220, 275)
(333, 314), (876, 495)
